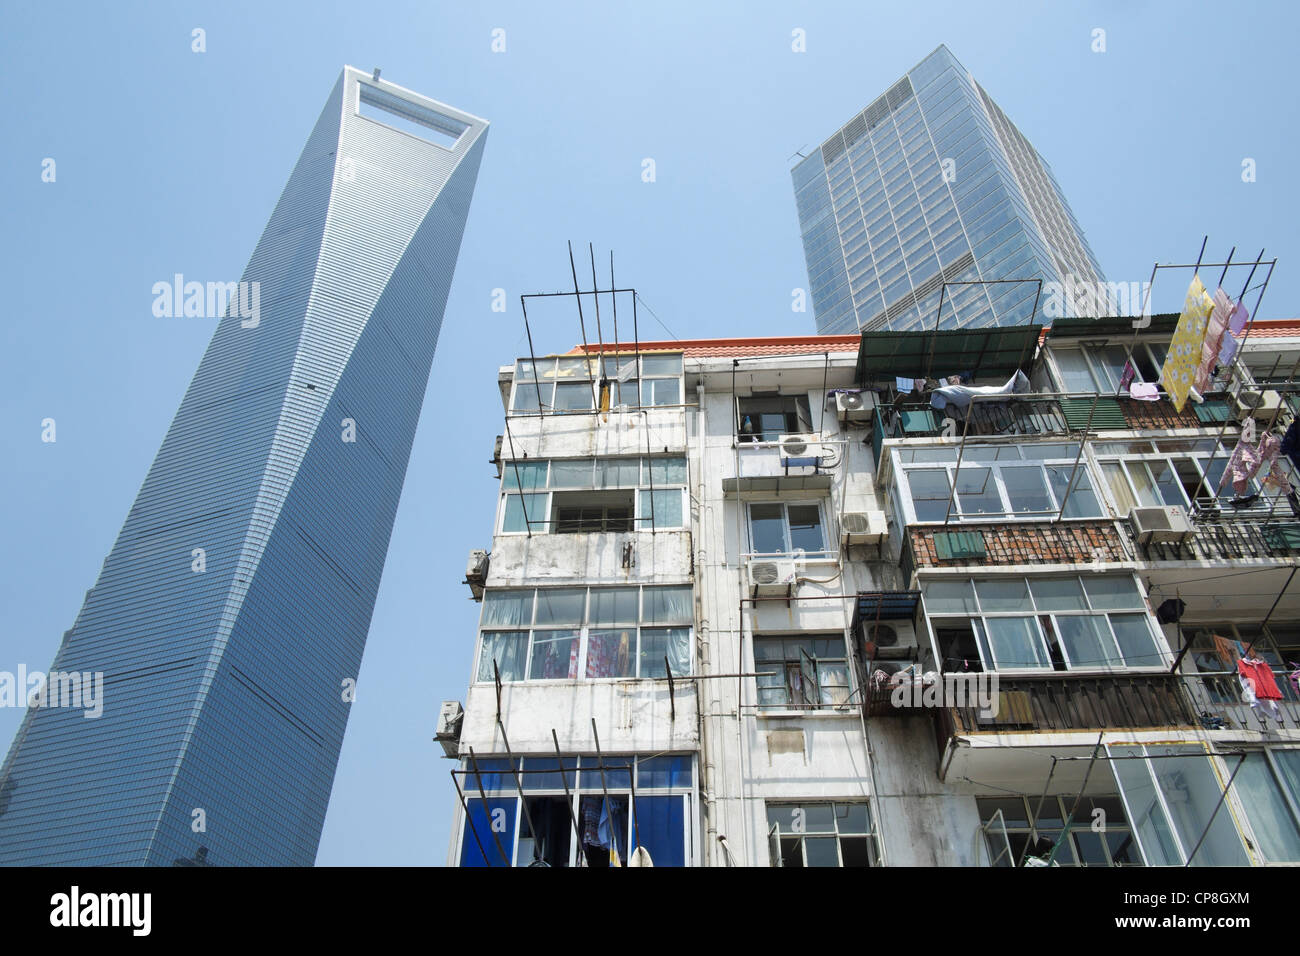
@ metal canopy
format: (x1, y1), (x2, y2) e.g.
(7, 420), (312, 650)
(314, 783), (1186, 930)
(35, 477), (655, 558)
(855, 324), (1042, 383)
(853, 590), (921, 625)
(1046, 313), (1179, 339)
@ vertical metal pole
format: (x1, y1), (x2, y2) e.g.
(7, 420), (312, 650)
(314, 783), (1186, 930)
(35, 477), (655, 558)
(502, 415), (532, 537)
(942, 396), (976, 525)
(1056, 394), (1098, 522)
(551, 728), (584, 856)
(521, 296), (545, 418)
(467, 746), (512, 867)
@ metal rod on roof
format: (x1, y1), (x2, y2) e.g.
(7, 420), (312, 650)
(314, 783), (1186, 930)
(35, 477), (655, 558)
(928, 283), (950, 380)
(610, 252), (620, 375)
(941, 400), (975, 526)
(467, 747), (511, 866)
(568, 241), (597, 406)
(520, 296), (546, 418)
(589, 244), (608, 418)
(521, 288), (636, 299)
(502, 414), (532, 537)
(1216, 246), (1236, 290)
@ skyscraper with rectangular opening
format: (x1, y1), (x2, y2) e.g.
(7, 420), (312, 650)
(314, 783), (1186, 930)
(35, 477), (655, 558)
(0, 67), (487, 865)
(793, 45), (1106, 334)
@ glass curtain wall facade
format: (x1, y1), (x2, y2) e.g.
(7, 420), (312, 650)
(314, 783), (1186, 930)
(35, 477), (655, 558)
(0, 68), (487, 866)
(793, 45), (1106, 334)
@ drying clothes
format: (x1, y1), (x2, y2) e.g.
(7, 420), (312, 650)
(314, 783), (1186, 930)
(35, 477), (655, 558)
(1229, 300), (1250, 335)
(929, 369), (1030, 412)
(1120, 360), (1137, 390)
(1156, 598), (1187, 624)
(1129, 382), (1161, 401)
(1219, 438), (1262, 495)
(1212, 634), (1239, 668)
(914, 378), (927, 393)
(946, 375), (962, 386)
(896, 376), (914, 394)
(1238, 657), (1283, 700)
(1161, 275), (1215, 412)
(1195, 289), (1233, 392)
(1263, 458), (1293, 494)
(1218, 330), (1241, 369)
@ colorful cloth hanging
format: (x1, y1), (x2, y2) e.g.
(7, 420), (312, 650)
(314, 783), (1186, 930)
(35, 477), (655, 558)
(1161, 275), (1215, 412)
(1195, 289), (1233, 392)
(1229, 300), (1250, 335)
(1218, 330), (1241, 368)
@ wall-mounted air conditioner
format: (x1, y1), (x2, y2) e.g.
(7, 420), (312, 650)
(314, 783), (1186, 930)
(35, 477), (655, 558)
(747, 557), (798, 596)
(1129, 506), (1192, 545)
(861, 620), (918, 661)
(1231, 388), (1282, 421)
(835, 391), (877, 424)
(435, 700), (464, 758)
(841, 510), (887, 546)
(778, 433), (821, 459)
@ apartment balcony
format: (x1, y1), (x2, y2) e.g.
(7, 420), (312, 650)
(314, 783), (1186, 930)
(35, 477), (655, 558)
(902, 519), (1127, 579)
(721, 437), (838, 493)
(1125, 509), (1300, 564)
(872, 399), (1068, 445)
(1181, 671), (1300, 733)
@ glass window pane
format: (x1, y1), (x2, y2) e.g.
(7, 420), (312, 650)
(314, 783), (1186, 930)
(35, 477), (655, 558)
(803, 836), (840, 867)
(631, 795), (686, 867)
(1235, 753), (1300, 863)
(1002, 466), (1052, 514)
(589, 587), (638, 625)
(1111, 746), (1182, 866)
(645, 457), (687, 485)
(586, 629), (636, 678)
(482, 590), (533, 627)
(1048, 466), (1101, 518)
(750, 503), (787, 553)
(597, 458), (640, 488)
(554, 382), (594, 412)
(956, 467), (1002, 516)
(985, 616), (1050, 669)
(503, 493), (547, 533)
(639, 354), (682, 376)
(640, 489), (683, 528)
(1151, 458), (1189, 508)
(644, 586), (693, 625)
(520, 757), (578, 791)
(1053, 349), (1099, 392)
(975, 578), (1030, 612)
(580, 758), (632, 790)
(1028, 577), (1087, 612)
(1102, 461), (1138, 516)
(1152, 749), (1248, 866)
(640, 627), (691, 678)
(477, 631), (529, 682)
(1083, 575), (1142, 610)
(528, 630), (579, 679)
(503, 461), (547, 491)
(651, 377), (681, 406)
(512, 382), (553, 412)
(1056, 614), (1114, 668)
(923, 579), (977, 614)
(460, 798), (516, 867)
(550, 459), (593, 489)
(534, 588), (586, 626)
(1108, 615), (1161, 668)
(787, 504), (825, 553)
(908, 469), (952, 521)
(835, 803), (870, 833)
(639, 755), (692, 789)
(554, 356), (597, 379)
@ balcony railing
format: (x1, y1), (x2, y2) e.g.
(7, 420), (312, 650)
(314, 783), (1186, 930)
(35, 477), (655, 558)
(1126, 510), (1300, 562)
(873, 399), (1068, 444)
(935, 673), (1196, 734)
(1182, 671), (1300, 731)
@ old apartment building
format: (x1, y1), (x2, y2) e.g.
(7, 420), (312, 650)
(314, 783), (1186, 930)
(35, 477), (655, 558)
(440, 308), (1300, 867)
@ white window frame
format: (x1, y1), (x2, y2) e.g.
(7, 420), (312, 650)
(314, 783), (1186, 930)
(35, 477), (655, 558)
(746, 499), (831, 558)
(497, 456), (688, 535)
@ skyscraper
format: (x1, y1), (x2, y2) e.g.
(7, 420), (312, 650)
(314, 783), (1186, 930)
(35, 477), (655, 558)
(0, 67), (487, 865)
(793, 45), (1107, 334)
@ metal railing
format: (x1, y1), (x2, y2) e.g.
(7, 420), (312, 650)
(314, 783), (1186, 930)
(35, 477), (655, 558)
(874, 398), (1068, 442)
(1181, 670), (1300, 730)
(1127, 509), (1300, 562)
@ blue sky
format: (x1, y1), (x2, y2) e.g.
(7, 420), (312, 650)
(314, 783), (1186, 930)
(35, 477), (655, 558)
(1, 0), (1295, 865)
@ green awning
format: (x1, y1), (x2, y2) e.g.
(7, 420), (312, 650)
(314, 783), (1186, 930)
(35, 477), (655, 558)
(855, 324), (1042, 384)
(1046, 313), (1179, 339)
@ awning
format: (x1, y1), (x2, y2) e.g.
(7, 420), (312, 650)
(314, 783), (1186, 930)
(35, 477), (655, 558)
(1046, 313), (1179, 339)
(852, 591), (921, 626)
(855, 325), (1042, 384)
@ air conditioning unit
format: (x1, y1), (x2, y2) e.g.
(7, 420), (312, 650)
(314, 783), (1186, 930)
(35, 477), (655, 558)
(1231, 388), (1282, 421)
(747, 557), (798, 596)
(464, 549), (489, 601)
(861, 621), (918, 661)
(842, 510), (888, 546)
(835, 390), (877, 423)
(778, 433), (821, 459)
(1129, 506), (1192, 545)
(435, 700), (464, 758)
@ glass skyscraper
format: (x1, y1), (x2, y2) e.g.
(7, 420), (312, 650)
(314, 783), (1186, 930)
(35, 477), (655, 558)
(793, 45), (1107, 334)
(0, 68), (487, 865)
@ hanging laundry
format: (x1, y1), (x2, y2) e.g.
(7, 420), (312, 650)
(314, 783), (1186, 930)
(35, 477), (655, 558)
(1217, 330), (1241, 368)
(1228, 300), (1250, 335)
(946, 375), (962, 386)
(1263, 458), (1292, 494)
(1195, 289), (1233, 392)
(1161, 275), (1215, 412)
(1212, 634), (1239, 668)
(1119, 360), (1136, 390)
(1238, 657), (1285, 724)
(896, 376), (914, 394)
(1218, 438), (1261, 495)
(1128, 382), (1160, 402)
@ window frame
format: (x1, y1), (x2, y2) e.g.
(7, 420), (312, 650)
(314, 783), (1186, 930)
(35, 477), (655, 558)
(753, 633), (853, 712)
(498, 456), (688, 534)
(746, 499), (830, 558)
(765, 801), (878, 867)
(509, 354), (684, 414)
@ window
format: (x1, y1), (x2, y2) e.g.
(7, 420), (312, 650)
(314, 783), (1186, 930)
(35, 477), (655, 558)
(1110, 745), (1249, 866)
(457, 754), (694, 867)
(476, 586), (692, 683)
(499, 456), (687, 533)
(754, 635), (851, 710)
(737, 394), (813, 442)
(921, 574), (1164, 673)
(892, 444), (1102, 524)
(1049, 342), (1170, 394)
(976, 796), (1141, 866)
(748, 501), (827, 556)
(1233, 750), (1300, 863)
(1095, 439), (1276, 513)
(510, 354), (683, 413)
(766, 802), (877, 867)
